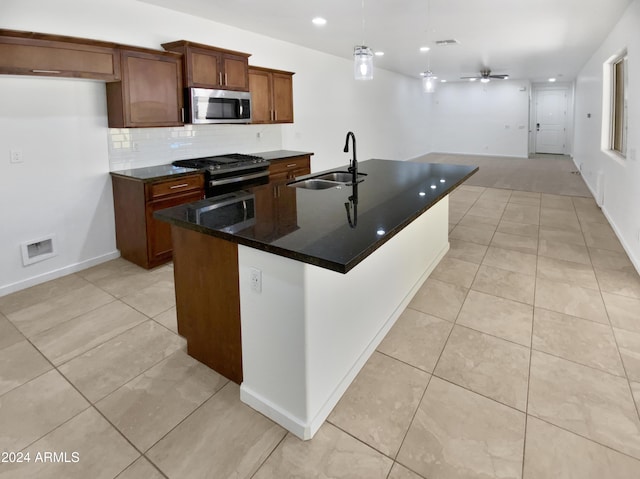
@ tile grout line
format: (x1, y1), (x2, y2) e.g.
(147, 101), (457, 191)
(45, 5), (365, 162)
(521, 203), (541, 479)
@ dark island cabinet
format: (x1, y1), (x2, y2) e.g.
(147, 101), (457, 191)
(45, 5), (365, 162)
(111, 173), (204, 269)
(162, 40), (250, 91)
(106, 48), (184, 128)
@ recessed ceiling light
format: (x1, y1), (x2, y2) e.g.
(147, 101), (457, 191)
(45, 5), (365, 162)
(469, 78), (477, 82)
(376, 229), (385, 236)
(312, 17), (327, 26)
(440, 79), (447, 83)
(419, 46), (430, 52)
(374, 51), (384, 56)
(548, 77), (557, 82)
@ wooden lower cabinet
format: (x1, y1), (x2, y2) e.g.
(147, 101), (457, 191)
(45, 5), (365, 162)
(172, 227), (243, 383)
(252, 155), (310, 240)
(111, 173), (204, 269)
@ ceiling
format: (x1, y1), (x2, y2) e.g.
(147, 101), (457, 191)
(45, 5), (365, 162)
(141, 0), (632, 82)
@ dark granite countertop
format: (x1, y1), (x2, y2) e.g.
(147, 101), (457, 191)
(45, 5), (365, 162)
(253, 150), (314, 161)
(155, 159), (478, 273)
(110, 164), (201, 182)
(109, 151), (314, 182)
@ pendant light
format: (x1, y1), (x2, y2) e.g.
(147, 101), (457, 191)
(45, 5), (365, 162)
(354, 0), (373, 80)
(421, 71), (436, 93)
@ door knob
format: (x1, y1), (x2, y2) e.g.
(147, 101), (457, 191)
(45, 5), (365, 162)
(536, 123), (540, 131)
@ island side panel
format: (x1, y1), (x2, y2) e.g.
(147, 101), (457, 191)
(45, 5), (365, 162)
(238, 251), (310, 433)
(305, 197), (449, 423)
(238, 196), (449, 439)
(171, 225), (243, 384)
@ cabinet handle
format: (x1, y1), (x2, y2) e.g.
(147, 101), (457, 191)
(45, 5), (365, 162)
(274, 110), (278, 122)
(219, 72), (223, 85)
(224, 73), (228, 85)
(180, 107), (185, 123)
(32, 69), (61, 74)
(286, 164), (297, 168)
(170, 183), (189, 189)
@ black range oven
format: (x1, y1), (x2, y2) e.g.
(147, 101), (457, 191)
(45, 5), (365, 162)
(173, 153), (270, 197)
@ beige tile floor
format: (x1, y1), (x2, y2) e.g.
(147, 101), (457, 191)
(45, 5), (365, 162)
(2, 186), (640, 478)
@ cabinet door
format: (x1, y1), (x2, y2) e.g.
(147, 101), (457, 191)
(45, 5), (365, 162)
(109, 49), (183, 128)
(276, 178), (298, 235)
(222, 54), (249, 90)
(0, 31), (119, 80)
(190, 49), (221, 88)
(125, 51), (183, 126)
(272, 72), (294, 123)
(248, 68), (272, 124)
(147, 190), (203, 268)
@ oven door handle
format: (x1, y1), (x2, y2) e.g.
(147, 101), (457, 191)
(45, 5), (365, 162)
(209, 170), (269, 187)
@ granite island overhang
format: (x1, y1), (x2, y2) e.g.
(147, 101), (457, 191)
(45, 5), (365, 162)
(155, 159), (477, 439)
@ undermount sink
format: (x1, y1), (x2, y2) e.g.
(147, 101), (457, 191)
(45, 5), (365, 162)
(314, 171), (367, 183)
(288, 178), (344, 190)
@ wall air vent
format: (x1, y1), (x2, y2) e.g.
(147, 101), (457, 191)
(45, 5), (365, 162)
(435, 39), (460, 46)
(21, 235), (58, 266)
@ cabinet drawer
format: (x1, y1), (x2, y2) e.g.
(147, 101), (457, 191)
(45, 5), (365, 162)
(148, 175), (204, 199)
(269, 156), (310, 177)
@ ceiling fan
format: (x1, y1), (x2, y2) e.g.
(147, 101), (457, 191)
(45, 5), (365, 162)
(460, 69), (509, 83)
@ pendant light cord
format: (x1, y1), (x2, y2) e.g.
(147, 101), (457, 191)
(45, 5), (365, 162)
(361, 0), (366, 45)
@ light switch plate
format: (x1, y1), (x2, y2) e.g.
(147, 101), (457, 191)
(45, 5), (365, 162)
(10, 149), (23, 164)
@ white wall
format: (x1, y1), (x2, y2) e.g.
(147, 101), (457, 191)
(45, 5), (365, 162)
(573, 0), (640, 270)
(430, 80), (531, 158)
(0, 0), (430, 295)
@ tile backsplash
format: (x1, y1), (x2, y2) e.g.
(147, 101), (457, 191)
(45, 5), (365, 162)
(108, 123), (282, 171)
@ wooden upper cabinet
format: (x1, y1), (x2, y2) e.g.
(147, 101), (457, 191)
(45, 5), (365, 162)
(0, 29), (120, 80)
(248, 66), (294, 124)
(272, 71), (294, 123)
(106, 48), (183, 128)
(162, 40), (250, 91)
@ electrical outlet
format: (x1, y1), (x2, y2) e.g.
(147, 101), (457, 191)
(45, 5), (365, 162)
(250, 268), (262, 293)
(10, 149), (23, 164)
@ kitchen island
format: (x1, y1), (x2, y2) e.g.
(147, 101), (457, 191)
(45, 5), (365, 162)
(155, 159), (477, 439)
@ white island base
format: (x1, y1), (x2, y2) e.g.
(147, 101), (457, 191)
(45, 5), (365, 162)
(238, 196), (449, 439)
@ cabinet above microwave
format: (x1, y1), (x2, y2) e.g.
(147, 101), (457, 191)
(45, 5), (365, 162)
(162, 40), (250, 92)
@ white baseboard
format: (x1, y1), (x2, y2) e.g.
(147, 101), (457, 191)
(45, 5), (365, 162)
(571, 157), (640, 275)
(0, 251), (121, 297)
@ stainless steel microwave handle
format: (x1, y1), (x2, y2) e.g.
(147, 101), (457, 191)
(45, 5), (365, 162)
(208, 170), (269, 187)
(239, 103), (243, 117)
(242, 200), (248, 221)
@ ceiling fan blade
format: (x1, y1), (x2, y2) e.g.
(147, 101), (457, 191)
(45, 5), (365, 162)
(489, 74), (509, 79)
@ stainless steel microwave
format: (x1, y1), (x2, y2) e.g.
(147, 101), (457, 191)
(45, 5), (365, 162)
(186, 88), (252, 124)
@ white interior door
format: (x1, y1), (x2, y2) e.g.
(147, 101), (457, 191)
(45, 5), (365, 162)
(535, 88), (568, 154)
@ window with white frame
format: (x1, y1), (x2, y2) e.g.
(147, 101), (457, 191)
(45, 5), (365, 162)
(609, 52), (627, 157)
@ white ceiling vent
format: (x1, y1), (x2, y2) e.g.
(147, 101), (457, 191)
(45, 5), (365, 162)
(435, 39), (460, 46)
